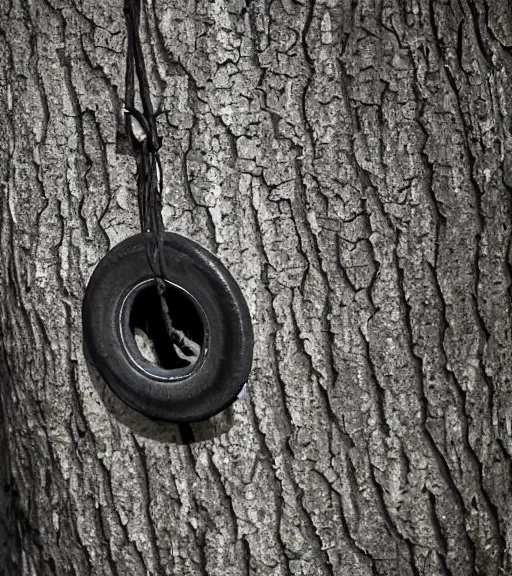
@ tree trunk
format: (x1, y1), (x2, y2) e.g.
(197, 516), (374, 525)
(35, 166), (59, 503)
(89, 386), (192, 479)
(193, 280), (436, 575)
(1, 0), (512, 574)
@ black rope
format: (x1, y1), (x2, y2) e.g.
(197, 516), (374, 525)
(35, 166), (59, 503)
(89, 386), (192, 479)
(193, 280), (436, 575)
(123, 0), (183, 348)
(124, 0), (163, 254)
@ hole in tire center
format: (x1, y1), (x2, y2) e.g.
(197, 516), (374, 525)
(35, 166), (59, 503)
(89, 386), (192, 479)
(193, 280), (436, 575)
(129, 283), (204, 370)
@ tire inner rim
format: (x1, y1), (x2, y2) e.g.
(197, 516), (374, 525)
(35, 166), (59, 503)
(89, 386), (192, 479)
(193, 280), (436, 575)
(118, 278), (210, 382)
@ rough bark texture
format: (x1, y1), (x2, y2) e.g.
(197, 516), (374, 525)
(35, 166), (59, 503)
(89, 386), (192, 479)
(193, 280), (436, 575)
(1, 0), (512, 574)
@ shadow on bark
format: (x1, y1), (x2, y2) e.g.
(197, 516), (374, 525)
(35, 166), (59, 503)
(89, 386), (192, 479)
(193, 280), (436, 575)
(0, 403), (20, 576)
(83, 346), (241, 444)
(0, 414), (8, 576)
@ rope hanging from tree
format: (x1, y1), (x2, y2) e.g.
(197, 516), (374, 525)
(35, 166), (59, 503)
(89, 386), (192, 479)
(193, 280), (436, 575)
(123, 0), (185, 348)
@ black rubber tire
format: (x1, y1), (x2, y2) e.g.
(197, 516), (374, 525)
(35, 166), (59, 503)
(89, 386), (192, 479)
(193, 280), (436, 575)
(82, 232), (254, 422)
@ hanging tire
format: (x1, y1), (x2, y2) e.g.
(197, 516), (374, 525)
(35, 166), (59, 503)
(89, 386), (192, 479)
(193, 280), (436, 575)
(82, 232), (254, 422)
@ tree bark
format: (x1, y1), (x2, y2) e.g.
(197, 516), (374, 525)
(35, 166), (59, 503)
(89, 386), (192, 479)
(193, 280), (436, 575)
(1, 0), (512, 574)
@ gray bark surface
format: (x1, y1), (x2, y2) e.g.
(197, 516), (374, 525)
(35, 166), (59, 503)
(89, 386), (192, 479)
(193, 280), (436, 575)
(1, 0), (512, 574)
